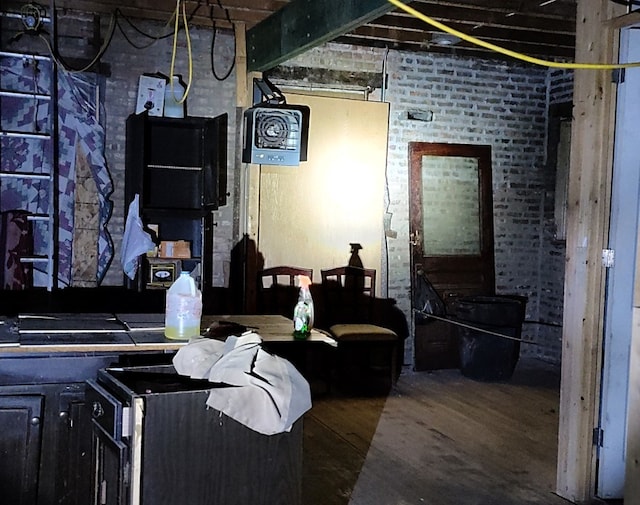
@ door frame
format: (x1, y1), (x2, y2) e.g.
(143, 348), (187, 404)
(408, 142), (495, 371)
(596, 24), (640, 499)
(408, 142), (495, 302)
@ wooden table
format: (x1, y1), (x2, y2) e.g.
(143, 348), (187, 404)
(201, 314), (337, 346)
(202, 315), (337, 395)
(2, 313), (336, 395)
(115, 313), (337, 396)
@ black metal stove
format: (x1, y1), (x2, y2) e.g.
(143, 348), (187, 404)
(86, 365), (302, 505)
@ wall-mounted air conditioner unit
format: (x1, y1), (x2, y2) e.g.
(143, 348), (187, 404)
(242, 104), (310, 166)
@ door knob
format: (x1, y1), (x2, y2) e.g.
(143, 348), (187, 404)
(410, 229), (421, 246)
(92, 401), (104, 418)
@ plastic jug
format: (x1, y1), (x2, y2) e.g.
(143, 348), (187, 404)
(292, 275), (314, 339)
(163, 75), (185, 118)
(165, 271), (202, 340)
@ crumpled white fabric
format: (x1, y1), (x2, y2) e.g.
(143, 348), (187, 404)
(172, 332), (312, 435)
(121, 194), (156, 280)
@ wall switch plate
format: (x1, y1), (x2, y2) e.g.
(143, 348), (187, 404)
(136, 75), (166, 117)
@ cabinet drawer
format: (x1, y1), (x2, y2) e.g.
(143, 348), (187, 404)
(85, 379), (124, 440)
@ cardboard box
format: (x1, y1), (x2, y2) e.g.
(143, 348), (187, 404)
(146, 224), (159, 257)
(158, 240), (191, 259)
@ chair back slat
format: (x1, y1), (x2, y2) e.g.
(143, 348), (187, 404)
(320, 266), (376, 324)
(257, 266), (313, 316)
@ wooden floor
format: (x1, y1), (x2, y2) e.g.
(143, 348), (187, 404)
(302, 357), (572, 505)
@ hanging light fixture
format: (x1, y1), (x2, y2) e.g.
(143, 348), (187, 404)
(431, 32), (461, 46)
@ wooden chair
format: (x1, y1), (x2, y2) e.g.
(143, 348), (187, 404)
(257, 266), (334, 395)
(257, 266), (313, 317)
(320, 266), (399, 394)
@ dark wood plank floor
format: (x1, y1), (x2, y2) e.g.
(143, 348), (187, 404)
(303, 357), (572, 505)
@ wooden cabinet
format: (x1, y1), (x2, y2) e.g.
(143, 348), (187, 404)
(0, 393), (43, 505)
(0, 355), (119, 505)
(125, 113), (228, 293)
(87, 367), (303, 505)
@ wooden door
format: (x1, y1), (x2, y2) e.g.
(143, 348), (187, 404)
(257, 94), (389, 295)
(409, 142), (495, 370)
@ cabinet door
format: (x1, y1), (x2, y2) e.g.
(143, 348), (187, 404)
(56, 388), (94, 505)
(93, 423), (128, 505)
(0, 394), (44, 505)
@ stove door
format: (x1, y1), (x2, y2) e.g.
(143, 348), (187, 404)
(86, 379), (130, 505)
(93, 423), (128, 505)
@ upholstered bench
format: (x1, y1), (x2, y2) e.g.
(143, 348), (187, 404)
(321, 266), (401, 395)
(328, 323), (399, 393)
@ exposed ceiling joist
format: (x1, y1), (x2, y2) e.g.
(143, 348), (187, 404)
(246, 0), (395, 72)
(3, 0), (577, 65)
(343, 0), (576, 61)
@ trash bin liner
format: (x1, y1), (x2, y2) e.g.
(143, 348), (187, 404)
(454, 295), (526, 381)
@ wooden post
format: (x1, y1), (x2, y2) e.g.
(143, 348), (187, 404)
(235, 22), (261, 312)
(556, 0), (622, 501)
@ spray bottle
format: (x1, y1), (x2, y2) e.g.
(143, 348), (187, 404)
(292, 275), (314, 339)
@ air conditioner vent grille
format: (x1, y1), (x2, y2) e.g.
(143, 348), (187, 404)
(242, 105), (309, 166)
(254, 110), (301, 150)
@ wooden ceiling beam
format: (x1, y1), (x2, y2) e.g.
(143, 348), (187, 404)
(347, 24), (574, 56)
(365, 19), (575, 51)
(410, 0), (577, 19)
(401, 3), (575, 33)
(52, 0), (278, 29)
(371, 13), (575, 39)
(246, 0), (395, 72)
(339, 29), (574, 60)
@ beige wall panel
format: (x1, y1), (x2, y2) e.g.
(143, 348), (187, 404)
(257, 94), (389, 291)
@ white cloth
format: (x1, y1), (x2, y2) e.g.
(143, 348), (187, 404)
(121, 194), (155, 280)
(172, 332), (312, 435)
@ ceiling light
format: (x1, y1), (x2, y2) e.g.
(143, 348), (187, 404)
(431, 33), (460, 46)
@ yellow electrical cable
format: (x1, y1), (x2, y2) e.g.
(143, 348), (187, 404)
(179, 1), (193, 104)
(387, 0), (640, 70)
(168, 0), (193, 104)
(169, 0), (180, 95)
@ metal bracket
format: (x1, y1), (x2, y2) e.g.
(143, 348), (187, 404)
(612, 68), (625, 84)
(602, 249), (615, 268)
(593, 427), (604, 447)
(252, 77), (286, 106)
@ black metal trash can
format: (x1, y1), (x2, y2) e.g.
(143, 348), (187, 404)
(453, 295), (527, 381)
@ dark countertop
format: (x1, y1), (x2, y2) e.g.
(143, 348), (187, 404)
(0, 313), (335, 354)
(0, 313), (183, 354)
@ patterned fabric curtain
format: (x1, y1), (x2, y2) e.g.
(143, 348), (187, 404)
(0, 57), (113, 286)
